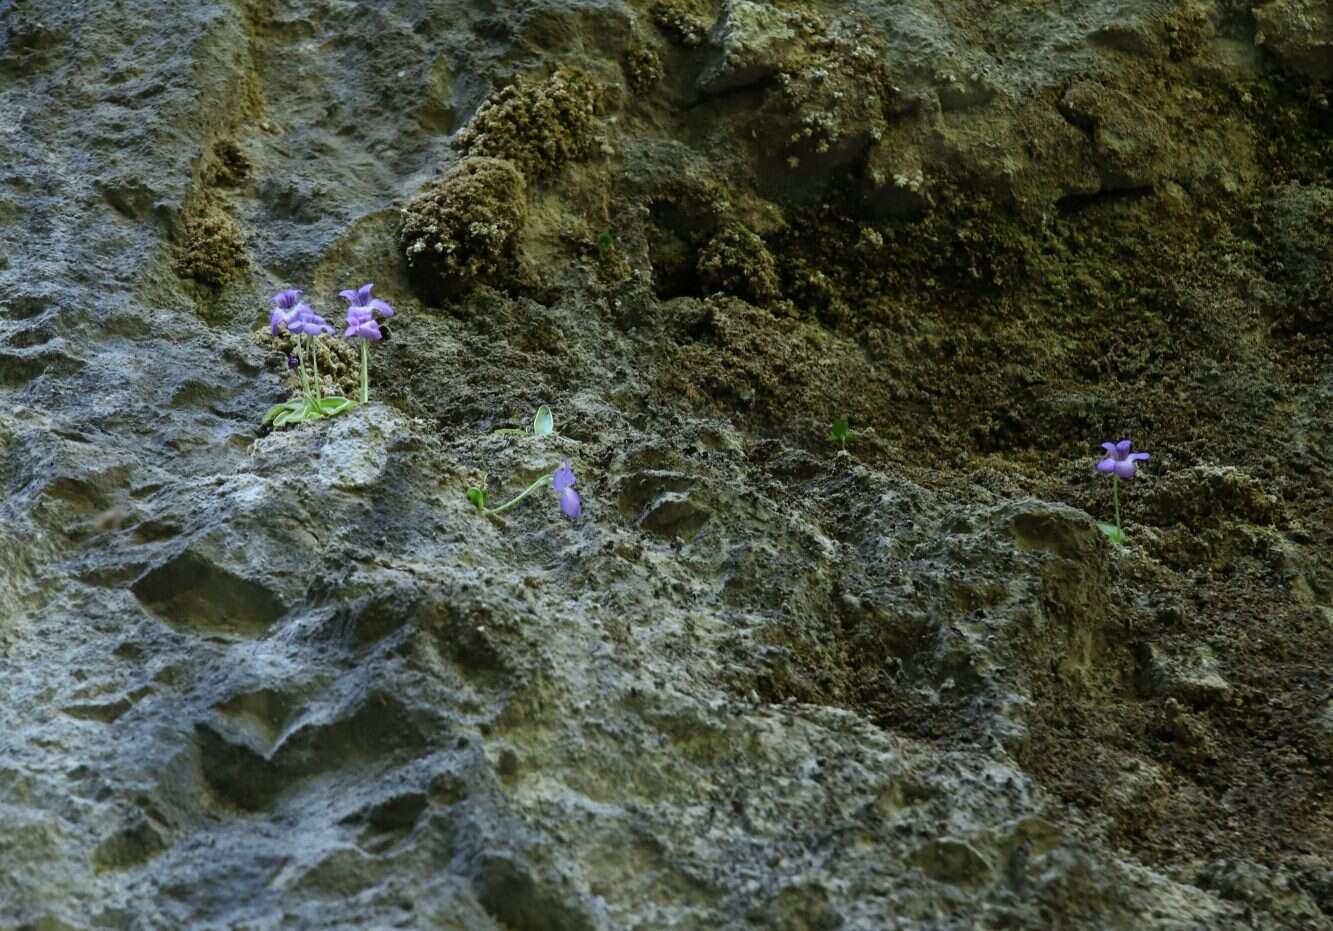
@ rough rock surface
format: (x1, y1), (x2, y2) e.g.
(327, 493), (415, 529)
(1, 0), (1330, 929)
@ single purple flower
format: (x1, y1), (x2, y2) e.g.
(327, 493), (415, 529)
(286, 355), (299, 369)
(271, 289), (303, 310)
(553, 460), (581, 520)
(287, 303), (334, 336)
(268, 290), (305, 334)
(1097, 439), (1150, 479)
(339, 282), (395, 320)
(343, 314), (383, 341)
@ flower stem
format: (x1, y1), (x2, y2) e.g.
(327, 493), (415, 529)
(483, 472), (554, 515)
(309, 335), (321, 397)
(360, 340), (369, 404)
(295, 344), (314, 402)
(1113, 475), (1123, 536)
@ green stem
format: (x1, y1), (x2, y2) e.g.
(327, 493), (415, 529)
(294, 343), (314, 402)
(1113, 475), (1123, 536)
(360, 340), (369, 404)
(309, 335), (321, 397)
(483, 472), (554, 515)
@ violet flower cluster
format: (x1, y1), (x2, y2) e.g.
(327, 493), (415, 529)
(262, 283), (396, 428)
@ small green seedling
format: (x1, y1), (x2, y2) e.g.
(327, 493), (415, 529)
(467, 479), (489, 511)
(828, 417), (856, 449)
(493, 404), (556, 438)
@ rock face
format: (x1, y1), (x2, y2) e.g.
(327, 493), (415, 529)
(1, 1), (1331, 929)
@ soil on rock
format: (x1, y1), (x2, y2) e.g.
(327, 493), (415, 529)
(0, 0), (1330, 929)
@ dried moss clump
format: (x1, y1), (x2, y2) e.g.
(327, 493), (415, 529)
(624, 46), (664, 93)
(651, 0), (709, 46)
(456, 68), (600, 178)
(253, 329), (360, 400)
(698, 224), (781, 304)
(400, 157), (527, 291)
(206, 139), (251, 187)
(176, 200), (247, 285)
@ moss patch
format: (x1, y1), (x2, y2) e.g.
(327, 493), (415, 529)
(697, 223), (780, 305)
(456, 68), (601, 179)
(623, 45), (664, 94)
(176, 197), (247, 286)
(206, 139), (251, 188)
(400, 157), (527, 299)
(650, 0), (710, 47)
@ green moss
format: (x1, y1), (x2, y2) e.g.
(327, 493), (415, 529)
(254, 329), (360, 400)
(400, 157), (528, 292)
(623, 46), (663, 94)
(206, 139), (251, 188)
(649, 0), (709, 47)
(697, 223), (781, 304)
(456, 68), (601, 179)
(176, 198), (247, 286)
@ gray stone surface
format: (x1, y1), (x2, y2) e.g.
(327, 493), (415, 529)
(1, 0), (1330, 928)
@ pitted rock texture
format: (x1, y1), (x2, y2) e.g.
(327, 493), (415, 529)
(1, 0), (1331, 929)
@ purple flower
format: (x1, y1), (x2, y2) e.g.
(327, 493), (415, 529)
(553, 461), (581, 520)
(343, 312), (383, 341)
(339, 282), (395, 320)
(286, 303), (334, 336)
(1097, 439), (1150, 479)
(272, 289), (303, 310)
(268, 289), (304, 335)
(286, 355), (299, 369)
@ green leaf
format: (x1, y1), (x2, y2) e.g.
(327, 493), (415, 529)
(533, 404), (554, 437)
(263, 402), (291, 425)
(466, 487), (487, 510)
(828, 418), (850, 445)
(1097, 522), (1127, 546)
(317, 397), (356, 416)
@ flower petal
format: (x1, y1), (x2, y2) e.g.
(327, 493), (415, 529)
(1096, 458), (1117, 473)
(1101, 442), (1118, 456)
(1114, 460), (1138, 479)
(356, 283), (374, 305)
(552, 461), (576, 494)
(1129, 452), (1150, 462)
(369, 298), (395, 319)
(272, 288), (303, 309)
(559, 486), (582, 520)
(339, 289), (359, 304)
(1115, 439), (1133, 455)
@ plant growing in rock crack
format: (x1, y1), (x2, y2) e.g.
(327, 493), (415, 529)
(262, 284), (396, 427)
(467, 459), (581, 520)
(492, 404), (556, 438)
(828, 417), (858, 449)
(263, 290), (355, 427)
(1096, 438), (1150, 546)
